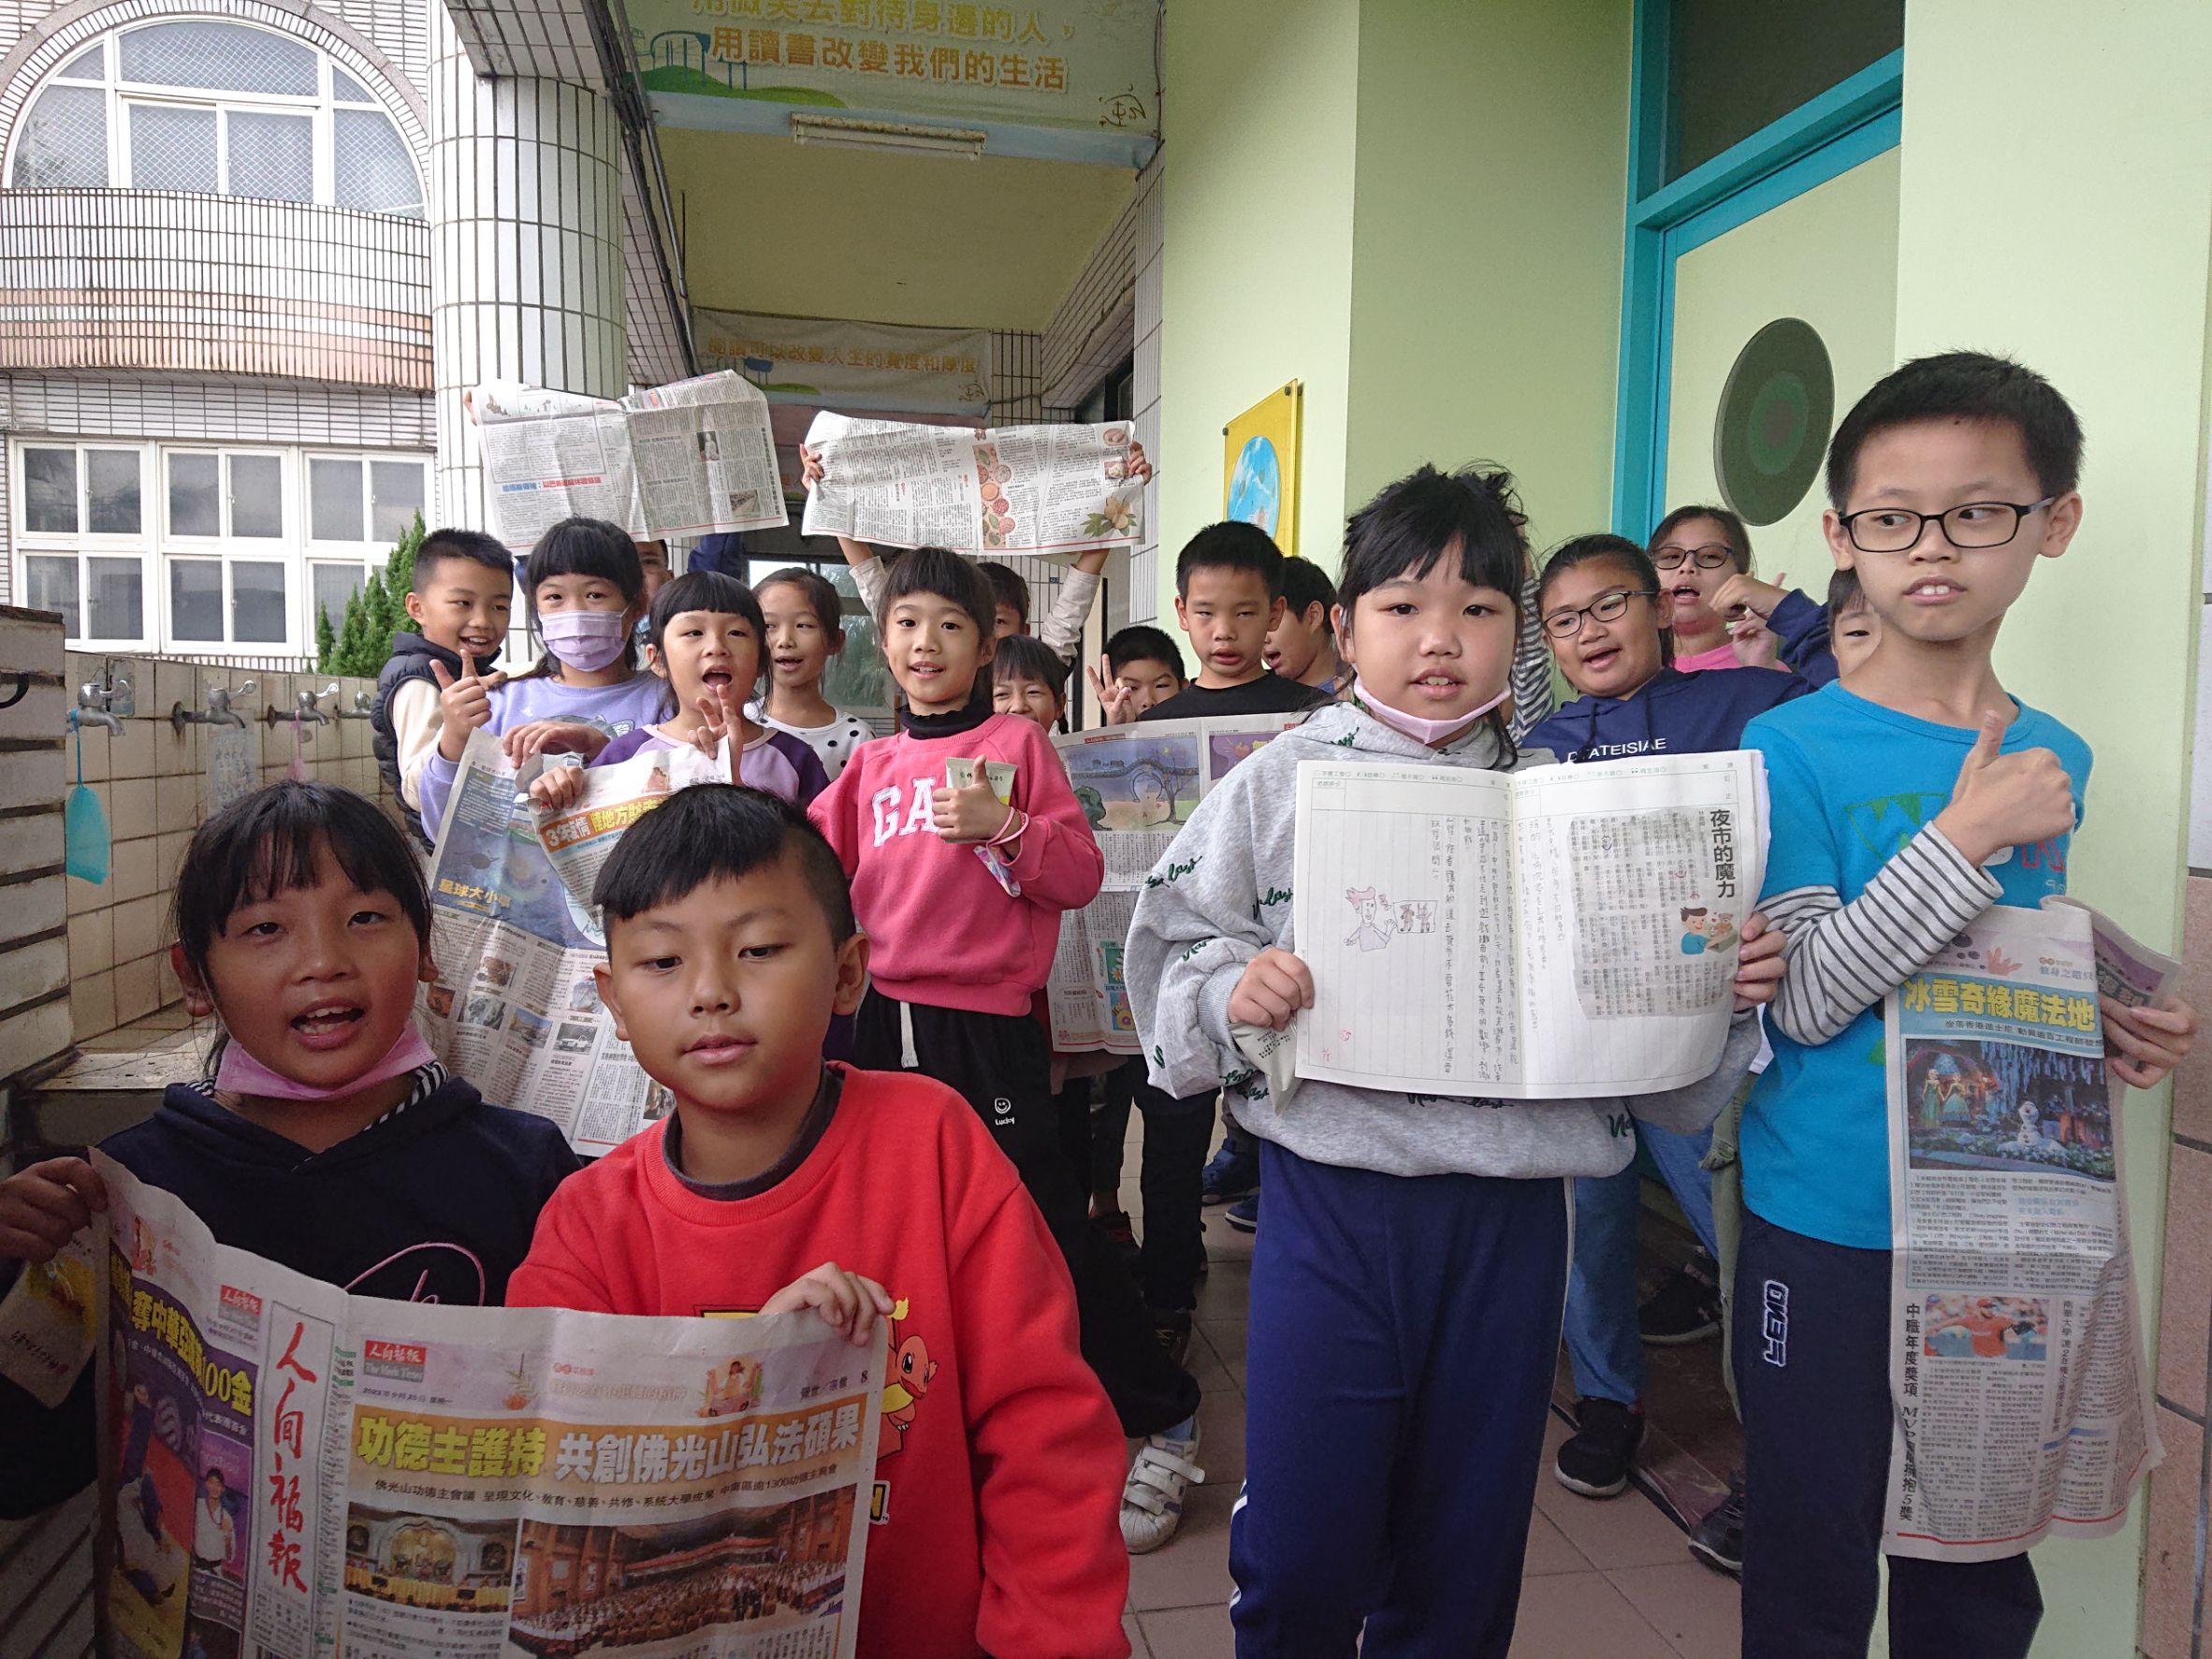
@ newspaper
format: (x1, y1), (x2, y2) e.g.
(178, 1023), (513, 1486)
(477, 371), (789, 549)
(0, 1156), (880, 1659)
(1883, 899), (2176, 1560)
(424, 732), (720, 1155)
(1291, 751), (1768, 1098)
(799, 411), (1142, 554)
(1047, 715), (1302, 1054)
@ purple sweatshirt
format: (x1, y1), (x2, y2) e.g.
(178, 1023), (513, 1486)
(417, 671), (670, 839)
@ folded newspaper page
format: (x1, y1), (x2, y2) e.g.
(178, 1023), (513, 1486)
(424, 731), (720, 1155)
(478, 371), (789, 549)
(1292, 751), (1768, 1098)
(799, 411), (1142, 554)
(1047, 715), (1303, 1055)
(1884, 899), (2175, 1560)
(0, 1155), (881, 1659)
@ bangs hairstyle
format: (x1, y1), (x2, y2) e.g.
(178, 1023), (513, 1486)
(1279, 555), (1337, 621)
(1825, 350), (2085, 507)
(1537, 534), (1673, 665)
(991, 633), (1069, 696)
(415, 528), (514, 589)
(648, 570), (766, 655)
(1106, 623), (1186, 682)
(517, 517), (646, 678)
(594, 784), (855, 943)
(1337, 462), (1526, 618)
(1826, 565), (1866, 623)
(879, 546), (997, 637)
(172, 782), (430, 985)
(1649, 503), (1753, 574)
(756, 566), (847, 648)
(973, 560), (1032, 630)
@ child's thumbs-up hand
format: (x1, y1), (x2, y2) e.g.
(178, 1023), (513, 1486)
(431, 653), (492, 761)
(1934, 709), (2076, 866)
(932, 759), (1012, 844)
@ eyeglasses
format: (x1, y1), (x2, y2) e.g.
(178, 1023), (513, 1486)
(1542, 588), (1655, 641)
(1837, 498), (2057, 554)
(1652, 543), (1735, 571)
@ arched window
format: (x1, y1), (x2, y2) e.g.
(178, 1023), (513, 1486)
(8, 21), (421, 216)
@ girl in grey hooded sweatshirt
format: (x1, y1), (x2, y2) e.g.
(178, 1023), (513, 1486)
(1124, 464), (1780, 1658)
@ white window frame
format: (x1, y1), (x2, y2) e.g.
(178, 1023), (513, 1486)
(12, 441), (153, 650)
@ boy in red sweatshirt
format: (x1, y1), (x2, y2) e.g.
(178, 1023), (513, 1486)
(808, 546), (1205, 1547)
(506, 785), (1129, 1659)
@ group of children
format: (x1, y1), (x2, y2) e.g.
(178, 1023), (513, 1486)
(0, 350), (2200, 1659)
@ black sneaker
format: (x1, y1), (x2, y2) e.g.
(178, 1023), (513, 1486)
(1553, 1397), (1644, 1498)
(1150, 1307), (1193, 1369)
(1688, 1475), (1745, 1576)
(1638, 1252), (1723, 1346)
(1093, 1208), (1142, 1272)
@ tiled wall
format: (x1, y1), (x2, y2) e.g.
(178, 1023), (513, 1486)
(60, 653), (396, 1043)
(0, 604), (71, 1089)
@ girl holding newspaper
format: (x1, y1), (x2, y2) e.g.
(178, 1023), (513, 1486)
(1123, 465), (1789, 1655)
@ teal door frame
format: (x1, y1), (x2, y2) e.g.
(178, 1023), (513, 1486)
(1611, 4), (1904, 539)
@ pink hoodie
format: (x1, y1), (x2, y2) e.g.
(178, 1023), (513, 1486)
(808, 711), (1104, 1016)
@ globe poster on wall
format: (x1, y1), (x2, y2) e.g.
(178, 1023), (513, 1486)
(1222, 380), (1302, 557)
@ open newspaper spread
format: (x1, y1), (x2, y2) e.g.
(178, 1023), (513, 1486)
(1290, 751), (1768, 1098)
(423, 731), (723, 1155)
(1883, 898), (2176, 1560)
(0, 1156), (882, 1659)
(477, 372), (788, 549)
(799, 412), (1142, 554)
(1045, 715), (1302, 1055)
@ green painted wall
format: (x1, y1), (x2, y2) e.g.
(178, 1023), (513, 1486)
(1157, 0), (1360, 609)
(1889, 3), (2212, 1653)
(1344, 0), (1632, 563)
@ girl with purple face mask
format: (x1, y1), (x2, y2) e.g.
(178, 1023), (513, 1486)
(416, 517), (668, 840)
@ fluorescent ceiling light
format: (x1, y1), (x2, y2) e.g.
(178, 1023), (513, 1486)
(788, 113), (987, 160)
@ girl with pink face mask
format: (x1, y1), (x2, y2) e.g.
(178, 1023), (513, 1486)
(415, 517), (669, 840)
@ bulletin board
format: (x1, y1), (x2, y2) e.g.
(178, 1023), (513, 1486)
(1222, 380), (1302, 559)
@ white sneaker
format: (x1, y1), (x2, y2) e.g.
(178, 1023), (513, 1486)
(1120, 1418), (1204, 1554)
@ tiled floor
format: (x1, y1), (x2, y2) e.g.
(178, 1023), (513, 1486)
(1115, 1143), (1741, 1659)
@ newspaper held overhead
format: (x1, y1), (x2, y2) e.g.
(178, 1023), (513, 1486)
(424, 731), (723, 1156)
(1046, 715), (1303, 1055)
(0, 1156), (880, 1659)
(800, 411), (1143, 555)
(1883, 899), (2175, 1561)
(1290, 751), (1767, 1099)
(476, 371), (789, 549)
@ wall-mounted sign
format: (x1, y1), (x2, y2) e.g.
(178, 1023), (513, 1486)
(694, 308), (993, 415)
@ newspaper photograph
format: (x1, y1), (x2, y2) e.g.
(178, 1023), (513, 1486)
(423, 732), (720, 1156)
(800, 411), (1142, 555)
(1047, 715), (1302, 1055)
(0, 1157), (881, 1659)
(478, 371), (788, 550)
(1883, 899), (2176, 1560)
(1292, 750), (1768, 1098)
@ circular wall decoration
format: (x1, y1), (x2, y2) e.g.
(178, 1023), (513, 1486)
(1712, 317), (1834, 526)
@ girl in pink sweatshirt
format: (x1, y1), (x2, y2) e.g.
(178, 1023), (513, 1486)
(808, 546), (1202, 1467)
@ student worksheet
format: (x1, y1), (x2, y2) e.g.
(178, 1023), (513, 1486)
(1293, 751), (1766, 1098)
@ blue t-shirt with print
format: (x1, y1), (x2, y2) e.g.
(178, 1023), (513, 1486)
(1740, 684), (2092, 1249)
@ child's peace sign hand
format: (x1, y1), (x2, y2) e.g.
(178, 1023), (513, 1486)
(430, 652), (492, 760)
(1229, 947), (1314, 1030)
(1731, 913), (1786, 1011)
(932, 759), (1012, 843)
(689, 692), (737, 767)
(761, 1261), (895, 1348)
(1086, 655), (1140, 725)
(0, 1157), (107, 1263)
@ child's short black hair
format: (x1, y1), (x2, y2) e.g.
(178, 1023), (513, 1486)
(755, 566), (846, 646)
(991, 634), (1069, 698)
(1105, 624), (1186, 682)
(519, 517), (646, 677)
(648, 571), (765, 655)
(1826, 351), (2085, 508)
(173, 782), (430, 987)
(1649, 504), (1753, 574)
(1278, 556), (1337, 622)
(415, 529), (514, 590)
(1175, 522), (1285, 599)
(594, 785), (854, 943)
(1826, 566), (1865, 624)
(973, 560), (1031, 630)
(879, 546), (997, 637)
